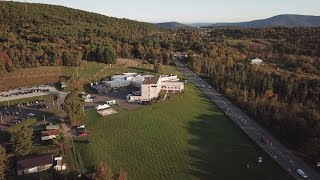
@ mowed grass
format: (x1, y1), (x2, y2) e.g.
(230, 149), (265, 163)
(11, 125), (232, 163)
(75, 84), (292, 180)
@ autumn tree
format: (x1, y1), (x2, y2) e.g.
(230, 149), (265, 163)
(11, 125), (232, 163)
(10, 126), (34, 156)
(63, 93), (84, 125)
(92, 163), (114, 180)
(153, 63), (162, 73)
(116, 168), (127, 180)
(0, 146), (7, 180)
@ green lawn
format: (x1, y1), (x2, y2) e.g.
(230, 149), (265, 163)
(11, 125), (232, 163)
(75, 84), (292, 180)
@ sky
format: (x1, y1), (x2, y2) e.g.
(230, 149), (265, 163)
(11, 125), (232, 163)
(12, 0), (320, 23)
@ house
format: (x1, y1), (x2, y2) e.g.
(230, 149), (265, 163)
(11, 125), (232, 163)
(41, 129), (60, 141)
(95, 104), (110, 111)
(46, 124), (60, 130)
(106, 100), (116, 105)
(17, 154), (66, 176)
(250, 58), (263, 65)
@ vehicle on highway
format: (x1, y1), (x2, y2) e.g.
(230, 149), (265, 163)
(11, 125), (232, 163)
(261, 136), (269, 144)
(202, 85), (205, 88)
(208, 86), (211, 89)
(297, 169), (308, 178)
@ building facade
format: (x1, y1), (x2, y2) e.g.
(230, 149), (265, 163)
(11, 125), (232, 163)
(129, 75), (184, 102)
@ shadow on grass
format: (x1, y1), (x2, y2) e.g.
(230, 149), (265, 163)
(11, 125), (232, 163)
(128, 66), (154, 74)
(186, 113), (222, 179)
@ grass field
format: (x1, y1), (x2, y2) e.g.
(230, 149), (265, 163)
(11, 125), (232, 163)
(0, 59), (183, 91)
(74, 84), (292, 180)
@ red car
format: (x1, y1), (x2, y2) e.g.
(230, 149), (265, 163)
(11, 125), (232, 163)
(78, 131), (88, 136)
(77, 127), (88, 136)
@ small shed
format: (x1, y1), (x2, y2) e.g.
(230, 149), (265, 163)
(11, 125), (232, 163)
(106, 100), (116, 105)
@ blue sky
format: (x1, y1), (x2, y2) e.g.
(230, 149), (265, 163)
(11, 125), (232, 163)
(13, 0), (320, 23)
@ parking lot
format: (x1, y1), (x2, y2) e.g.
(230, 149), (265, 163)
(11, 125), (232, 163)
(84, 87), (142, 111)
(0, 84), (68, 131)
(0, 85), (63, 102)
(0, 98), (57, 131)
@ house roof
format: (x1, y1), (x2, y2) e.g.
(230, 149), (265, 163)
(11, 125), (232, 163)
(17, 154), (53, 170)
(46, 124), (60, 130)
(41, 129), (61, 136)
(142, 77), (159, 84)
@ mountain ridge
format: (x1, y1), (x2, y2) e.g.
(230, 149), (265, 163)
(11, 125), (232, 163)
(206, 14), (320, 28)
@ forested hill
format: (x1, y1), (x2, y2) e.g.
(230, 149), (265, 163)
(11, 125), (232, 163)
(0, 1), (169, 74)
(207, 14), (320, 28)
(156, 22), (191, 29)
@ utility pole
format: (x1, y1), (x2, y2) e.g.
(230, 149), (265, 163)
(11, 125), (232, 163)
(24, 0), (28, 12)
(43, 115), (46, 125)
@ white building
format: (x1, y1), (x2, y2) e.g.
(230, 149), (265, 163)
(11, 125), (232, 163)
(129, 75), (184, 102)
(105, 73), (184, 102)
(250, 58), (263, 65)
(103, 73), (155, 88)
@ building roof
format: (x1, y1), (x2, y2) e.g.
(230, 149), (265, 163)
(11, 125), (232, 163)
(17, 154), (53, 170)
(142, 77), (159, 84)
(106, 79), (129, 85)
(46, 124), (60, 130)
(95, 104), (110, 110)
(41, 129), (61, 136)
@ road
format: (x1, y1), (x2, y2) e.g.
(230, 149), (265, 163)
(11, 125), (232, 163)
(176, 61), (320, 180)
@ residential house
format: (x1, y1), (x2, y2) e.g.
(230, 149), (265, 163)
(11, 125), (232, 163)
(17, 154), (66, 176)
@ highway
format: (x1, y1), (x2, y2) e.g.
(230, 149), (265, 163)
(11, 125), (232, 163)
(176, 61), (320, 180)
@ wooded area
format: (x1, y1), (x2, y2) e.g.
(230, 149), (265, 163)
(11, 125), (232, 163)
(184, 28), (320, 163)
(1, 1), (320, 165)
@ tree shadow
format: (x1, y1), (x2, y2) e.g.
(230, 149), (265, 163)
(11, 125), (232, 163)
(186, 113), (223, 179)
(127, 66), (154, 73)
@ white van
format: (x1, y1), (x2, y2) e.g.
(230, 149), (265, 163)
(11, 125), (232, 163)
(297, 169), (307, 178)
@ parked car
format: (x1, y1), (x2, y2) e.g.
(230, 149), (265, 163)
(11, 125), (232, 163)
(27, 113), (35, 117)
(78, 130), (88, 136)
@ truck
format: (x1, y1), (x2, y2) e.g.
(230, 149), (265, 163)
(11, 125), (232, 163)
(297, 169), (307, 178)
